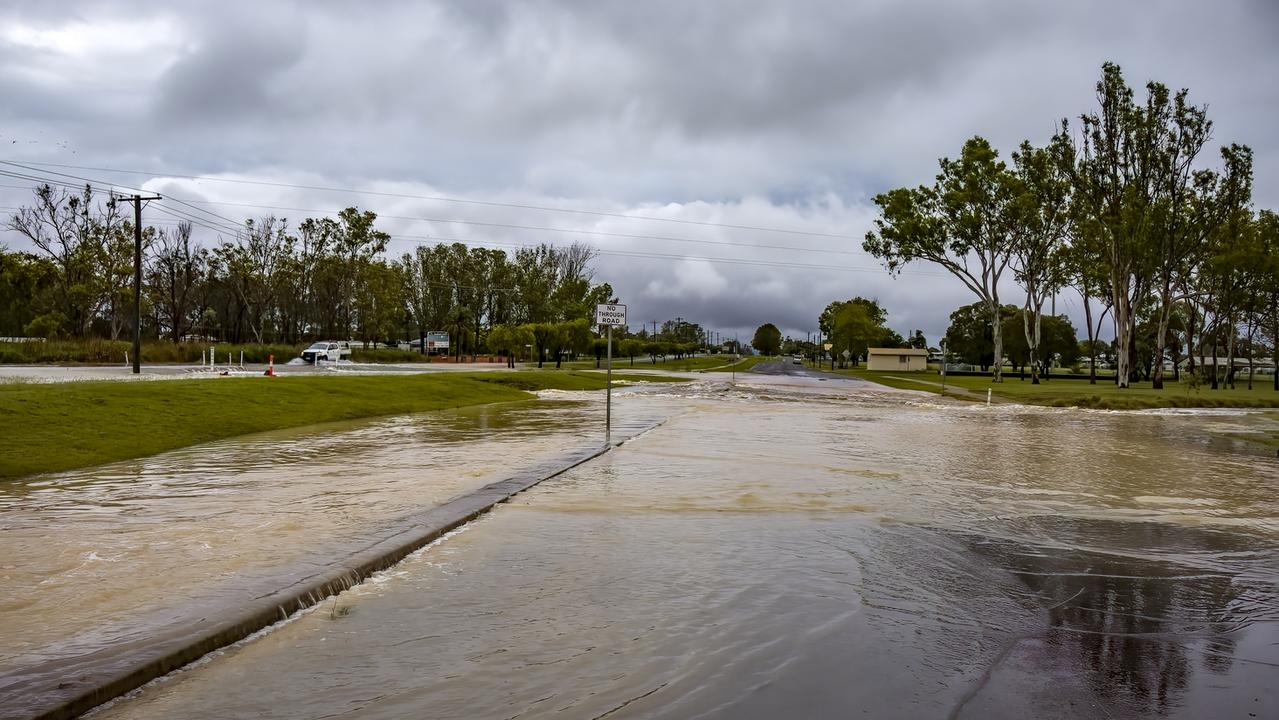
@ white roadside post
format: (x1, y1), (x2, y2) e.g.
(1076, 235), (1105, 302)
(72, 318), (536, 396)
(595, 302), (627, 445)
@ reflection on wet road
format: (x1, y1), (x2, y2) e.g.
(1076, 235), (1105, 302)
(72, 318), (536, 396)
(12, 373), (1279, 718)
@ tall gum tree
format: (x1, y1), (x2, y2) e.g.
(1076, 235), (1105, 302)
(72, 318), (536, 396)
(864, 136), (1019, 382)
(1257, 211), (1279, 391)
(1059, 62), (1240, 388)
(1010, 137), (1072, 384)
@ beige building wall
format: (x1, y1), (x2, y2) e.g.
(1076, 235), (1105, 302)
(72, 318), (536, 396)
(866, 350), (929, 372)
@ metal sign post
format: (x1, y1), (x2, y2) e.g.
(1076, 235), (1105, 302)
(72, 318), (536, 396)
(595, 303), (627, 444)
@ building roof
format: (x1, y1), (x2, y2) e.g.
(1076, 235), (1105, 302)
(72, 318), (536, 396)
(866, 347), (930, 356)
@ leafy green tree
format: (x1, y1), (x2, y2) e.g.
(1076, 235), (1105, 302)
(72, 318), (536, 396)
(619, 338), (642, 367)
(446, 305), (473, 361)
(865, 137), (1020, 382)
(1060, 63), (1247, 388)
(1256, 210), (1279, 391)
(0, 250), (57, 336)
(752, 323), (782, 356)
(6, 184), (126, 337)
(146, 222), (207, 343)
(527, 322), (557, 368)
(1010, 137), (1072, 384)
(946, 302), (1017, 369)
(1002, 310), (1078, 378)
(487, 323), (534, 368)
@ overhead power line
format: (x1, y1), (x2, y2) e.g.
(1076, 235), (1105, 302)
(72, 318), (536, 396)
(387, 232), (947, 276)
(160, 196), (867, 257)
(0, 163), (947, 276)
(0, 161), (243, 231)
(7, 159), (863, 241)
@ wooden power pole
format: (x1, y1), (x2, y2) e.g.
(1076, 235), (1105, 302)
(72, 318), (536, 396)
(121, 193), (162, 374)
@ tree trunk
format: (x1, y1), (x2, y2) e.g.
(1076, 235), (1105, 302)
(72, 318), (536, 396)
(1210, 336), (1219, 390)
(1023, 297), (1042, 386)
(1273, 307), (1279, 391)
(1114, 299), (1132, 388)
(1151, 283), (1174, 390)
(1225, 314), (1236, 389)
(988, 297), (1003, 383)
(1082, 292), (1097, 385)
(1111, 279), (1132, 388)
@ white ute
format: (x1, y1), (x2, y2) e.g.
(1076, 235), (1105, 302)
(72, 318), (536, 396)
(301, 341), (352, 364)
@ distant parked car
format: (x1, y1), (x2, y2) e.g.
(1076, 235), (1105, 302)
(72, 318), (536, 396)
(792, 356), (803, 365)
(301, 341), (352, 364)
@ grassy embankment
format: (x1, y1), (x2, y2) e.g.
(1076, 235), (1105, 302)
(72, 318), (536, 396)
(0, 339), (469, 365)
(837, 366), (1279, 410)
(0, 371), (688, 479)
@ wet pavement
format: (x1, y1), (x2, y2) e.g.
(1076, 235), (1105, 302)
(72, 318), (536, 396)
(5, 369), (1278, 718)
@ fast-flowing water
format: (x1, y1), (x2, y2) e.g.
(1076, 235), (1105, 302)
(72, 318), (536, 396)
(0, 394), (657, 680)
(9, 372), (1279, 719)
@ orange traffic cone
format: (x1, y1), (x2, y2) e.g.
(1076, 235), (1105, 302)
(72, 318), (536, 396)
(265, 354), (276, 377)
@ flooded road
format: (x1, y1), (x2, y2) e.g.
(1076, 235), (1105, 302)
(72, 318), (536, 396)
(9, 371), (1279, 718)
(0, 393), (663, 683)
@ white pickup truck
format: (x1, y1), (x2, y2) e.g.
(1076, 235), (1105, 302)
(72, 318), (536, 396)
(301, 341), (352, 364)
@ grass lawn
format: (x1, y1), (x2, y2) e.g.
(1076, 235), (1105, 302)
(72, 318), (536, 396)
(837, 367), (1279, 410)
(0, 371), (676, 480)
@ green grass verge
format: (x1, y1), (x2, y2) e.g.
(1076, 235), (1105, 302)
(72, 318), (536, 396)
(0, 371), (661, 480)
(0, 340), (303, 365)
(838, 367), (1279, 410)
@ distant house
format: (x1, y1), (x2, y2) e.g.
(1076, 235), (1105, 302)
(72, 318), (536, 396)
(866, 347), (929, 372)
(1177, 356), (1275, 373)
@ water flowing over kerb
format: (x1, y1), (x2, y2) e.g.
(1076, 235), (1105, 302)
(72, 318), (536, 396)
(0, 417), (665, 720)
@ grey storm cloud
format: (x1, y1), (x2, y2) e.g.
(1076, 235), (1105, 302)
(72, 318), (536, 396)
(2, 0), (1277, 343)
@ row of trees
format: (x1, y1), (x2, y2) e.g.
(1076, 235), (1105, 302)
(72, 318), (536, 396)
(864, 62), (1278, 389)
(944, 301), (1078, 377)
(2, 184), (625, 358)
(749, 298), (923, 366)
(816, 297), (923, 365)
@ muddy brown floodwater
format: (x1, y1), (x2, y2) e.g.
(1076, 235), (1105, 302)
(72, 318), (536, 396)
(8, 374), (1279, 719)
(0, 394), (660, 684)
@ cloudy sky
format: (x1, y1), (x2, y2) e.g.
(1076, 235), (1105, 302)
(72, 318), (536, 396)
(2, 0), (1276, 344)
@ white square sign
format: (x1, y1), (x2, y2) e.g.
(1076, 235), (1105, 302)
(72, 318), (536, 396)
(595, 303), (627, 327)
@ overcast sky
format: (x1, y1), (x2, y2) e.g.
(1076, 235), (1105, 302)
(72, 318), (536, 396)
(2, 0), (1276, 344)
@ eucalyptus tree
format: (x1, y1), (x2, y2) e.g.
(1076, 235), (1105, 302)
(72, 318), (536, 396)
(146, 221), (207, 343)
(6, 184), (126, 337)
(865, 136), (1020, 381)
(1060, 62), (1243, 388)
(1062, 216), (1112, 383)
(752, 323), (782, 356)
(1009, 137), (1072, 384)
(1257, 210), (1279, 390)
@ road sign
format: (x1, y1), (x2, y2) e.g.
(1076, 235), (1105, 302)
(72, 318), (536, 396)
(823, 343), (832, 351)
(841, 349), (851, 359)
(427, 331), (449, 350)
(595, 303), (627, 327)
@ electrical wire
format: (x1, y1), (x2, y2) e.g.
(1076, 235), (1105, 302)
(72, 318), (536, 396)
(162, 196), (867, 257)
(8, 159), (863, 240)
(0, 164), (946, 276)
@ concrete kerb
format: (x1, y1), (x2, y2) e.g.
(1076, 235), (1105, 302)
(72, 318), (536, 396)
(5, 421), (664, 720)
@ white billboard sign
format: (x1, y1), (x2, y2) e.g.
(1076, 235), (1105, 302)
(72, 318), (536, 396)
(595, 303), (627, 327)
